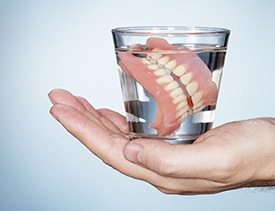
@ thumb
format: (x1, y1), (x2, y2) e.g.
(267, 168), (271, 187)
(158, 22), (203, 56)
(123, 139), (183, 176)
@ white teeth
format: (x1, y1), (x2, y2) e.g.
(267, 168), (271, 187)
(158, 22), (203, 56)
(148, 49), (162, 61)
(165, 81), (179, 91)
(191, 92), (203, 104)
(172, 65), (187, 77)
(180, 72), (192, 85)
(157, 56), (170, 66)
(176, 106), (189, 118)
(170, 87), (184, 98)
(176, 101), (188, 110)
(164, 60), (177, 70)
(147, 57), (157, 64)
(173, 94), (187, 104)
(157, 75), (174, 84)
(147, 64), (159, 71)
(143, 54), (204, 119)
(186, 81), (199, 96)
(154, 69), (166, 76)
(192, 105), (205, 113)
(140, 58), (151, 65)
(193, 100), (204, 109)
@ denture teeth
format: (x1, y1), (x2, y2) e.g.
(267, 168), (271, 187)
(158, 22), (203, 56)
(147, 57), (157, 64)
(176, 101), (188, 110)
(192, 105), (205, 113)
(176, 106), (189, 118)
(147, 64), (159, 71)
(191, 92), (203, 104)
(140, 58), (151, 65)
(186, 81), (199, 96)
(193, 100), (204, 109)
(170, 87), (184, 98)
(157, 56), (170, 66)
(154, 69), (166, 76)
(165, 81), (179, 91)
(172, 64), (187, 77)
(180, 72), (192, 85)
(142, 49), (205, 119)
(164, 60), (177, 70)
(148, 50), (162, 61)
(157, 75), (174, 84)
(173, 94), (187, 104)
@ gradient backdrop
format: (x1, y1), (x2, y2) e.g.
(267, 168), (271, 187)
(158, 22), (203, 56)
(1, 0), (275, 210)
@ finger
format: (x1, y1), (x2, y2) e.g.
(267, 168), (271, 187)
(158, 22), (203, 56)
(98, 108), (129, 134)
(75, 96), (101, 118)
(49, 89), (101, 119)
(75, 96), (125, 134)
(49, 89), (92, 116)
(49, 89), (123, 134)
(50, 104), (112, 155)
(123, 138), (223, 180)
(49, 89), (108, 132)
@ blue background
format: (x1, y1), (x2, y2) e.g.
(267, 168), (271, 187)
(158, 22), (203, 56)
(1, 0), (274, 210)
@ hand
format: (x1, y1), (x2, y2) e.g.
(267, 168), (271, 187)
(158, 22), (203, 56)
(49, 89), (275, 195)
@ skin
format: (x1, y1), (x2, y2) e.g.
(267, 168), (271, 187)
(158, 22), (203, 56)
(49, 88), (275, 195)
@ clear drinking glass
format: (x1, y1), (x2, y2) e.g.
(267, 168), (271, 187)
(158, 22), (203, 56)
(112, 26), (230, 144)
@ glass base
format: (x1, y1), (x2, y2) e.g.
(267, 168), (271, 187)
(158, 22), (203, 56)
(129, 133), (198, 144)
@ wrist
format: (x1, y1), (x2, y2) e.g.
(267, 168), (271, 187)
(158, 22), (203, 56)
(249, 118), (275, 187)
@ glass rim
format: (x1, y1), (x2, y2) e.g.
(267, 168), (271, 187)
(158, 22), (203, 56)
(112, 26), (230, 35)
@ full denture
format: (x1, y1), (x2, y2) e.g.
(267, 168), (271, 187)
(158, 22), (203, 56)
(119, 37), (218, 136)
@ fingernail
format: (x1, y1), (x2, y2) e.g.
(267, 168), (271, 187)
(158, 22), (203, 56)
(124, 143), (143, 164)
